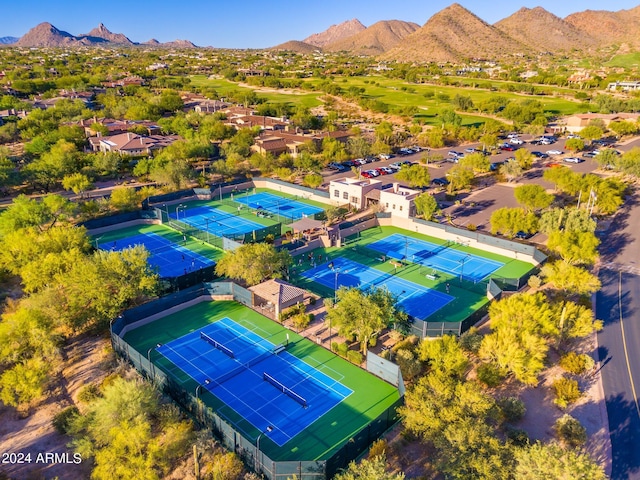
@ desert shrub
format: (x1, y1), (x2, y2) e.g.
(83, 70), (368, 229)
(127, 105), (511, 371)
(459, 327), (483, 354)
(77, 383), (101, 403)
(346, 350), (363, 365)
(527, 275), (542, 289)
(498, 396), (526, 422)
(477, 363), (507, 388)
(52, 406), (79, 434)
(467, 223), (477, 231)
(555, 414), (587, 448)
(505, 426), (530, 447)
(368, 439), (387, 459)
(291, 313), (311, 331)
(553, 377), (582, 408)
(391, 335), (419, 353)
(395, 349), (422, 381)
(560, 352), (594, 375)
(332, 342), (349, 358)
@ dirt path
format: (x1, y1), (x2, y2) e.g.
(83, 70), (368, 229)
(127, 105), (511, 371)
(0, 335), (112, 480)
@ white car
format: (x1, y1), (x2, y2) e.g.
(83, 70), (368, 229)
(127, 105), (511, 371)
(563, 157), (582, 163)
(507, 133), (519, 139)
(464, 147), (477, 153)
(546, 150), (562, 155)
(365, 169), (380, 177)
(510, 138), (524, 145)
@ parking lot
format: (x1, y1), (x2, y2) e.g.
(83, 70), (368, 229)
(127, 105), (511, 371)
(319, 133), (639, 240)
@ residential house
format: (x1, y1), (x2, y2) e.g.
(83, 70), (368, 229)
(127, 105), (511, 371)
(78, 118), (162, 137)
(607, 81), (640, 92)
(563, 113), (640, 133)
(88, 132), (181, 156)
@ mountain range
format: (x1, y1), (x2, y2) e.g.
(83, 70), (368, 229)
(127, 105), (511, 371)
(4, 4), (640, 62)
(276, 3), (640, 62)
(11, 22), (196, 48)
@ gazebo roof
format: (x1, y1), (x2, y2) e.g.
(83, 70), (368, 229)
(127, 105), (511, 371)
(287, 217), (324, 232)
(248, 278), (306, 305)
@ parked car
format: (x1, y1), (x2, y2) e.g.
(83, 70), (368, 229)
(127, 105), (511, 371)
(328, 162), (346, 171)
(501, 144), (517, 151)
(365, 169), (380, 177)
(448, 150), (462, 157)
(490, 162), (504, 171)
(531, 151), (548, 158)
(506, 133), (519, 139)
(432, 177), (449, 186)
(563, 157), (583, 164)
(510, 138), (524, 145)
(567, 134), (581, 139)
(378, 153), (391, 160)
(379, 167), (394, 175)
(515, 230), (535, 240)
(353, 158), (366, 165)
(545, 162), (563, 168)
(582, 151), (597, 158)
(464, 147), (477, 153)
(361, 171), (373, 178)
(546, 150), (562, 155)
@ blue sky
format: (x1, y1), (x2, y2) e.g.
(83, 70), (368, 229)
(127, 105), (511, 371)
(2, 0), (639, 48)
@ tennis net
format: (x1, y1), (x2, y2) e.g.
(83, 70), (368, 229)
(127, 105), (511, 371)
(263, 372), (307, 408)
(200, 332), (235, 358)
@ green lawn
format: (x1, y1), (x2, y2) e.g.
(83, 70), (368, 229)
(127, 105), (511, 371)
(188, 75), (323, 108)
(605, 53), (640, 68)
(290, 225), (534, 324)
(188, 74), (586, 125)
(123, 301), (400, 462)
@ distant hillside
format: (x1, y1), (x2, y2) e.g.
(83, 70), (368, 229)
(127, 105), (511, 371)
(82, 23), (134, 45)
(13, 22), (197, 48)
(15, 22), (94, 47)
(565, 6), (640, 47)
(304, 19), (366, 48)
(161, 39), (197, 48)
(269, 40), (320, 54)
(324, 20), (420, 56)
(0, 36), (18, 45)
(495, 7), (597, 52)
(382, 3), (529, 63)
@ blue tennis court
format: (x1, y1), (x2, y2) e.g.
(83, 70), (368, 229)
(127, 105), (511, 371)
(157, 317), (352, 446)
(234, 192), (323, 221)
(99, 232), (213, 277)
(302, 257), (453, 319)
(368, 233), (504, 282)
(171, 205), (264, 238)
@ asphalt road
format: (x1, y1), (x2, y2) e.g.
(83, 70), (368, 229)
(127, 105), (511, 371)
(597, 190), (640, 480)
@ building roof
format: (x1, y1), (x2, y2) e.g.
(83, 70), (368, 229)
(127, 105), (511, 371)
(288, 217), (324, 232)
(248, 279), (306, 306)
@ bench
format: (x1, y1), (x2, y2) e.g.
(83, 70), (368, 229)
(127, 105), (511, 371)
(273, 344), (286, 355)
(425, 274), (437, 280)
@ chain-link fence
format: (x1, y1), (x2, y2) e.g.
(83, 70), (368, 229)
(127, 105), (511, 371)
(111, 282), (401, 479)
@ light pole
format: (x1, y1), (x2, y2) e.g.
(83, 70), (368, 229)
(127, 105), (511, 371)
(255, 425), (274, 473)
(328, 262), (341, 303)
(459, 254), (470, 283)
(175, 204), (185, 221)
(205, 217), (210, 244)
(147, 343), (162, 380)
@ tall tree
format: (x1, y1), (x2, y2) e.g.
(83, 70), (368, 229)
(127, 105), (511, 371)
(215, 243), (292, 286)
(394, 164), (431, 188)
(514, 185), (554, 212)
(514, 442), (606, 480)
(414, 193), (439, 220)
(327, 287), (402, 354)
(547, 231), (599, 265)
